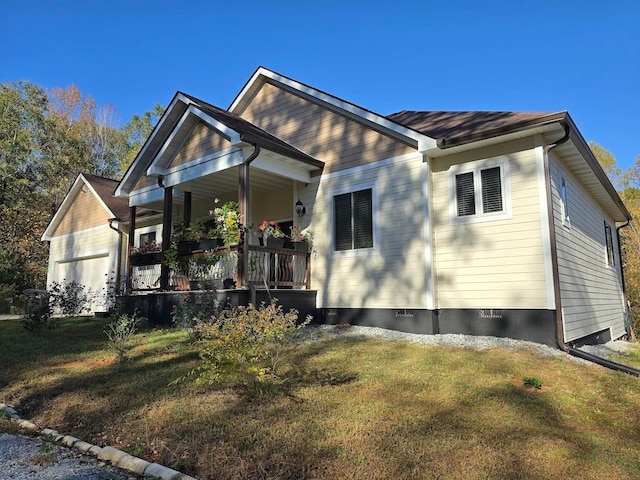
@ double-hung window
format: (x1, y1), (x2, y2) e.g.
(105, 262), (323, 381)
(334, 188), (373, 251)
(450, 157), (511, 224)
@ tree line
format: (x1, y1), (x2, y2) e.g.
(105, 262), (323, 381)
(0, 81), (163, 294)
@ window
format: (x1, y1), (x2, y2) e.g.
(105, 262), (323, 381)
(450, 158), (510, 224)
(604, 222), (615, 267)
(334, 189), (373, 251)
(560, 176), (570, 225)
(139, 231), (156, 246)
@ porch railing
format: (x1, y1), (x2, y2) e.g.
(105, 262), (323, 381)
(128, 243), (311, 292)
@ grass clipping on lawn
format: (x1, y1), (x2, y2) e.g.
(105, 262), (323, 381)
(1, 317), (640, 480)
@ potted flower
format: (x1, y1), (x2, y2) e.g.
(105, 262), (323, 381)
(208, 199), (240, 248)
(259, 220), (287, 249)
(130, 241), (163, 266)
(289, 225), (312, 252)
(173, 224), (201, 254)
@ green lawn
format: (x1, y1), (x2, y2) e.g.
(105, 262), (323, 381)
(1, 317), (639, 479)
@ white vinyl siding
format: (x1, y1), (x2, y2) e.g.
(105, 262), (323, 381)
(550, 156), (626, 341)
(304, 153), (428, 309)
(432, 139), (548, 309)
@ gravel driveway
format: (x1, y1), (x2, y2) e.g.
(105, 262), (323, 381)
(0, 432), (139, 479)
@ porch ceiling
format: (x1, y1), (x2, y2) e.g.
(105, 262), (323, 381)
(171, 149), (309, 204)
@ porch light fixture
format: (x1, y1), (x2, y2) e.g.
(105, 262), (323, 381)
(295, 199), (306, 217)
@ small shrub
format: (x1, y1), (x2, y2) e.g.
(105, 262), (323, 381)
(171, 293), (226, 342)
(105, 312), (141, 363)
(191, 300), (310, 395)
(21, 291), (57, 335)
(523, 376), (542, 389)
(49, 280), (94, 316)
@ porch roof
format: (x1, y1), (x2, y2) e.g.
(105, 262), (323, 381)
(116, 92), (324, 203)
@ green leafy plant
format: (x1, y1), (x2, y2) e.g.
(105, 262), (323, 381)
(21, 291), (57, 335)
(105, 312), (141, 363)
(191, 300), (310, 395)
(523, 376), (542, 389)
(171, 293), (226, 342)
(209, 199), (241, 246)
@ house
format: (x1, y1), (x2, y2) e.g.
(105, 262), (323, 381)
(46, 67), (633, 347)
(41, 173), (130, 313)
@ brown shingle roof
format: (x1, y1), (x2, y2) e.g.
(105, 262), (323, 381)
(82, 174), (130, 220)
(387, 110), (567, 148)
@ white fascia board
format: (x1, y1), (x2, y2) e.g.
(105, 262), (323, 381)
(42, 174), (114, 241)
(128, 187), (165, 207)
(115, 95), (186, 198)
(252, 156), (311, 183)
(162, 149), (246, 188)
(230, 67), (436, 151)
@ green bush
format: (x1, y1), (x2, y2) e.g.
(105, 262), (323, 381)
(192, 300), (310, 395)
(171, 293), (226, 342)
(21, 291), (57, 334)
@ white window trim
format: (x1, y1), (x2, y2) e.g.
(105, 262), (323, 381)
(329, 181), (379, 258)
(135, 225), (159, 248)
(560, 171), (571, 228)
(448, 156), (512, 225)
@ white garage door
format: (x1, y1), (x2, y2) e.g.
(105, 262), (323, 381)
(55, 255), (110, 313)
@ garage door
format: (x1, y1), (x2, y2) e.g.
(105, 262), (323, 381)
(55, 255), (110, 313)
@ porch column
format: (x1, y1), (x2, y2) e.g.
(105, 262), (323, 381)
(160, 186), (173, 291)
(183, 191), (192, 227)
(126, 205), (136, 292)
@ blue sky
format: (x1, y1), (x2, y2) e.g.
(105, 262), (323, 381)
(2, 1), (638, 171)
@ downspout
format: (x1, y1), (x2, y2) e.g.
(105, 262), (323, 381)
(542, 123), (571, 352)
(108, 218), (123, 298)
(545, 125), (640, 376)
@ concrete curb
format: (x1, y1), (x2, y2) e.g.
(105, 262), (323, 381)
(0, 403), (198, 480)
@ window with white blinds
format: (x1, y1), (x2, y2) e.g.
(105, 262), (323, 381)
(450, 158), (510, 224)
(334, 188), (373, 251)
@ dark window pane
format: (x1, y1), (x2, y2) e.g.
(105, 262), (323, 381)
(481, 167), (503, 213)
(353, 189), (373, 249)
(456, 172), (476, 216)
(605, 222), (615, 266)
(334, 193), (352, 251)
(139, 232), (156, 245)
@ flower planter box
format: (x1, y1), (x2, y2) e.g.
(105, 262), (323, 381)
(266, 237), (287, 249)
(177, 240), (199, 255)
(130, 252), (163, 266)
(199, 238), (225, 251)
(291, 241), (309, 252)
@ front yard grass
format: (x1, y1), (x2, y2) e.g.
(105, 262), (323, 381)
(1, 317), (639, 479)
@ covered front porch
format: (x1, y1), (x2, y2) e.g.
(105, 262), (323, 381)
(114, 93), (323, 318)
